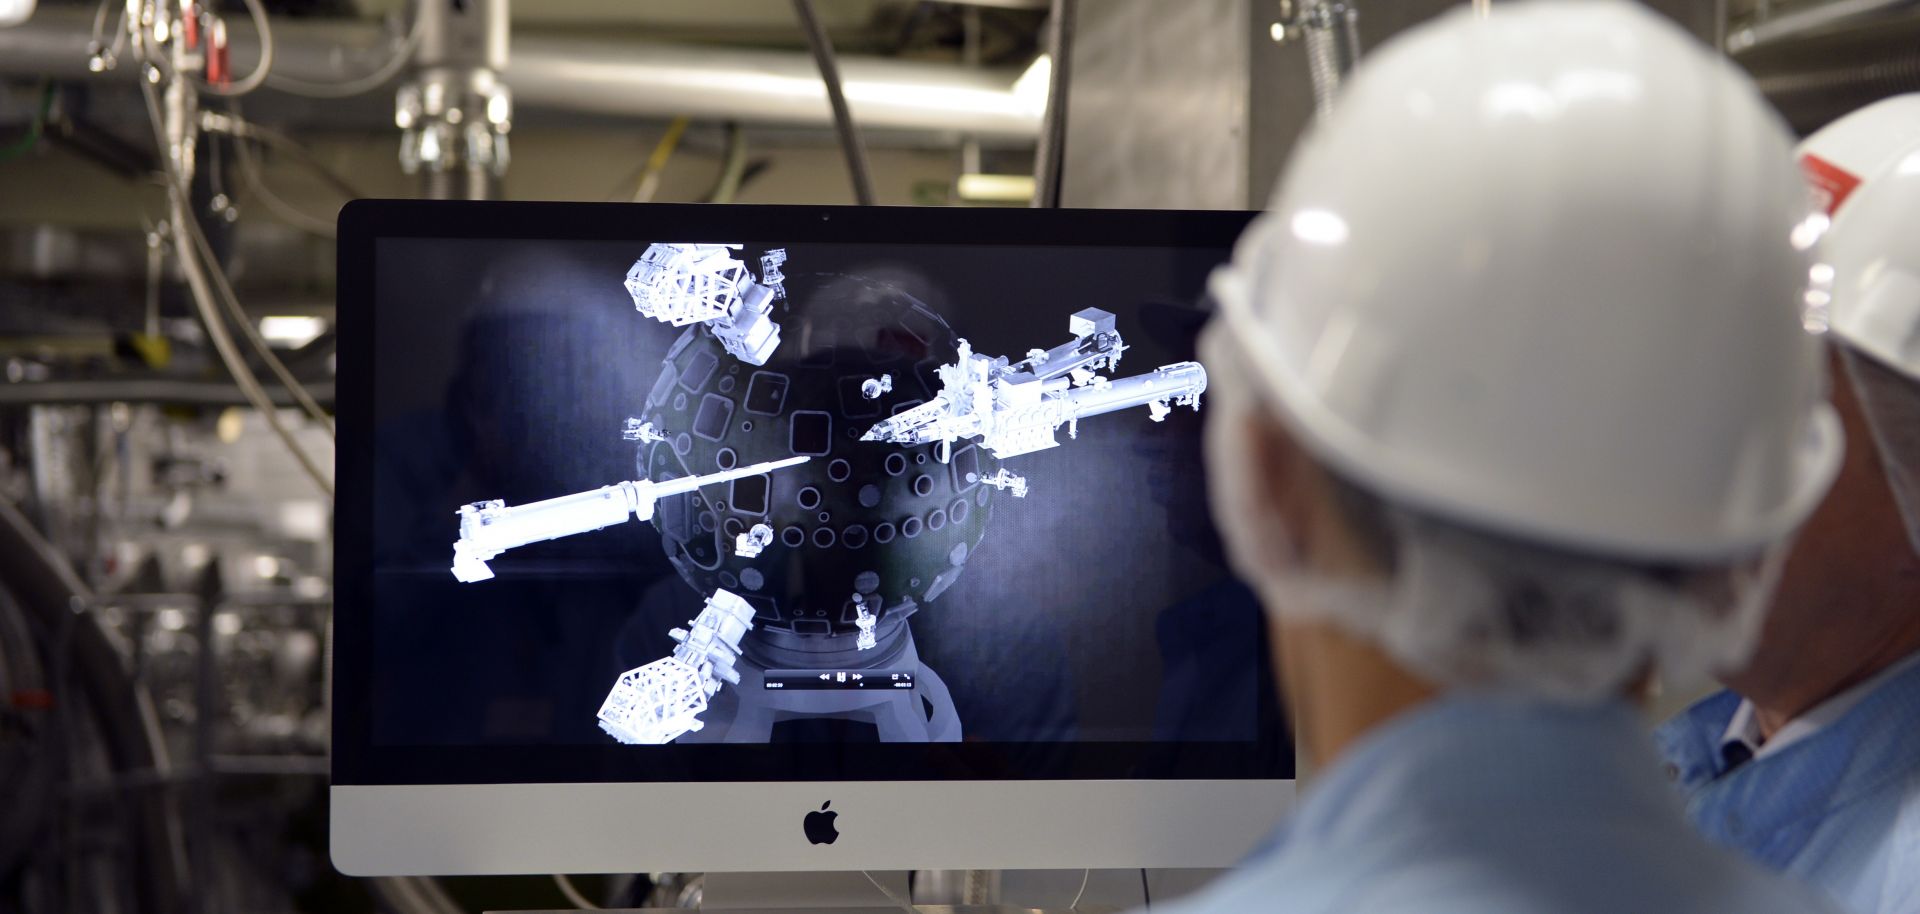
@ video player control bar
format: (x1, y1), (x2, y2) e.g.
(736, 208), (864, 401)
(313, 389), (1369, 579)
(764, 669), (916, 690)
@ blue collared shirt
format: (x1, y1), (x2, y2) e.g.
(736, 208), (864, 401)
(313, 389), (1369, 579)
(1655, 656), (1920, 914)
(1157, 695), (1839, 914)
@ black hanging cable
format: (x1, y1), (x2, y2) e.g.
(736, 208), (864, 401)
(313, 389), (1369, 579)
(0, 498), (191, 914)
(1031, 0), (1076, 208)
(792, 0), (876, 205)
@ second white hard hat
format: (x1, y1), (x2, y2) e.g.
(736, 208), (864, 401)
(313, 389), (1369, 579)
(1797, 94), (1920, 384)
(1210, 0), (1843, 564)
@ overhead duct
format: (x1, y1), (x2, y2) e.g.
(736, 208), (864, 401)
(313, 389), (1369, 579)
(1734, 12), (1920, 133)
(0, 7), (1041, 139)
(506, 34), (1038, 137)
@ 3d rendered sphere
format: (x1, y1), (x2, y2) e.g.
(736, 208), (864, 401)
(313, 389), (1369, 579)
(640, 271), (1000, 663)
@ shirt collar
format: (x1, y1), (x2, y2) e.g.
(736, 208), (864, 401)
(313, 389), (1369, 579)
(1661, 649), (1920, 868)
(1719, 699), (1762, 761)
(1718, 650), (1920, 763)
(1655, 689), (1743, 788)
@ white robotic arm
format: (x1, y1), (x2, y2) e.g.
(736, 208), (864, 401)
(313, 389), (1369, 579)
(860, 309), (1207, 462)
(450, 456), (809, 582)
(624, 243), (789, 366)
(597, 588), (758, 745)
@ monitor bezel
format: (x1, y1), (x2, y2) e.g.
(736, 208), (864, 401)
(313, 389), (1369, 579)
(332, 199), (1293, 874)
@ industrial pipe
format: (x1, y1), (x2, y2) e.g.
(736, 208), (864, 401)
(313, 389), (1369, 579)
(1736, 13), (1920, 132)
(1727, 0), (1920, 52)
(0, 378), (335, 407)
(509, 34), (1038, 137)
(0, 7), (1041, 139)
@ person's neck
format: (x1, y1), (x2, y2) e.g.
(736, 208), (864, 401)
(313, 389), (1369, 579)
(1282, 621), (1437, 768)
(1274, 479), (1442, 768)
(1736, 352), (1920, 740)
(1749, 636), (1920, 739)
(1740, 547), (1920, 740)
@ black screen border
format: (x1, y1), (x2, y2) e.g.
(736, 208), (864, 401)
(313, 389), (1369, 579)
(333, 199), (1291, 785)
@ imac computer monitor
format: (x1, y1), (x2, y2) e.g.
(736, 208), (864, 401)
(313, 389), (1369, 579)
(331, 201), (1293, 876)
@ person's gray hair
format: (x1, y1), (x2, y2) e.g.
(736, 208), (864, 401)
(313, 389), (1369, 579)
(1295, 474), (1778, 702)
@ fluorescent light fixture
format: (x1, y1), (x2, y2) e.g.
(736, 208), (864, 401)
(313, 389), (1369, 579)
(0, 0), (34, 27)
(957, 173), (1036, 203)
(260, 315), (328, 348)
(1013, 54), (1052, 118)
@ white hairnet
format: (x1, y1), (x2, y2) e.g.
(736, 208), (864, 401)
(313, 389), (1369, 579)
(1843, 349), (1920, 556)
(1201, 321), (1782, 703)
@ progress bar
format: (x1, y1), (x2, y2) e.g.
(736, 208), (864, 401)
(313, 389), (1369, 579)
(764, 668), (916, 690)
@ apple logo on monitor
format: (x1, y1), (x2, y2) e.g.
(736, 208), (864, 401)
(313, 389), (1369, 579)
(803, 801), (839, 845)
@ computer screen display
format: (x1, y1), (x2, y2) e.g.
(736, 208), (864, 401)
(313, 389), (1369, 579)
(333, 202), (1289, 790)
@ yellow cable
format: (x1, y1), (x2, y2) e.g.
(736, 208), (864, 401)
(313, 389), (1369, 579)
(632, 116), (692, 203)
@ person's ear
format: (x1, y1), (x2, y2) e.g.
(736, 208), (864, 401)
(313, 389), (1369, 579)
(1236, 406), (1316, 567)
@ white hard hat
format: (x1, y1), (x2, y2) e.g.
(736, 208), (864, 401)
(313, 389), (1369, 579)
(1210, 0), (1843, 564)
(1797, 94), (1920, 383)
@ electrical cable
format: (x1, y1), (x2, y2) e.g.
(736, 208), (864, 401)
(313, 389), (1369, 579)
(1068, 868), (1092, 910)
(180, 110), (337, 433)
(206, 119), (228, 201)
(88, 0), (129, 69)
(552, 874), (602, 910)
(136, 11), (188, 92)
(0, 82), (53, 164)
(199, 0), (275, 97)
(176, 195), (334, 491)
(89, 0), (116, 50)
(1140, 868), (1151, 909)
(704, 122), (749, 204)
(0, 582), (58, 887)
(229, 119), (342, 238)
(369, 875), (467, 914)
(170, 184), (333, 495)
(1031, 0), (1075, 208)
(137, 73), (334, 497)
(0, 497), (192, 914)
(265, 13), (425, 99)
(240, 121), (362, 199)
(216, 114), (365, 200)
(630, 115), (691, 203)
(891, 0), (939, 55)
(860, 871), (920, 914)
(791, 0), (876, 205)
(183, 184), (337, 437)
